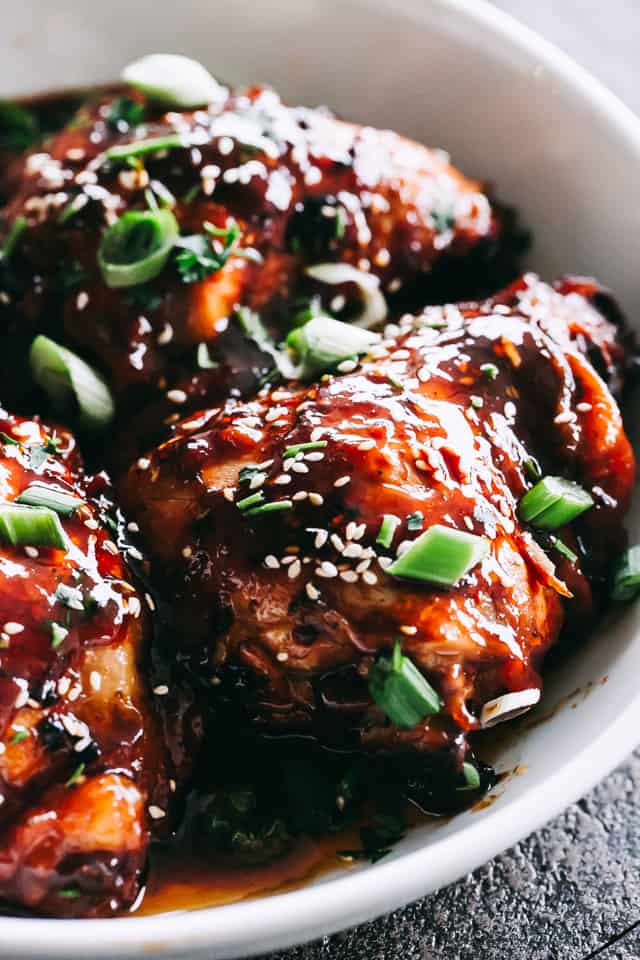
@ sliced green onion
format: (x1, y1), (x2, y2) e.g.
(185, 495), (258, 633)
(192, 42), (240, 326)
(196, 342), (219, 369)
(107, 96), (145, 130)
(65, 762), (85, 788)
(16, 482), (83, 517)
(611, 545), (640, 604)
(104, 133), (184, 164)
(287, 316), (380, 378)
(305, 263), (387, 329)
(523, 458), (542, 482)
(376, 514), (401, 549)
(388, 524), (489, 586)
(10, 729), (28, 745)
(50, 621), (69, 650)
(519, 476), (593, 529)
(57, 194), (88, 226)
(0, 215), (27, 261)
(549, 535), (578, 564)
(368, 640), (441, 729)
(0, 503), (68, 550)
(122, 54), (225, 109)
(469, 395), (483, 409)
(98, 208), (179, 288)
(58, 887), (81, 899)
(236, 491), (264, 511)
(244, 500), (293, 517)
(457, 761), (481, 792)
(29, 335), (115, 432)
(480, 363), (499, 380)
(283, 441), (327, 459)
(55, 583), (84, 610)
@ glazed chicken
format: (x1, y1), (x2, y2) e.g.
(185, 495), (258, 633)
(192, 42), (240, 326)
(120, 274), (635, 781)
(0, 410), (179, 917)
(0, 78), (519, 439)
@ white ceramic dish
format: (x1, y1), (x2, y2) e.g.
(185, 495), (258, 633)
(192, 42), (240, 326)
(2, 0), (640, 956)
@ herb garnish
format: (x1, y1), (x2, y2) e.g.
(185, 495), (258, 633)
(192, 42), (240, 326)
(106, 96), (145, 130)
(175, 220), (241, 284)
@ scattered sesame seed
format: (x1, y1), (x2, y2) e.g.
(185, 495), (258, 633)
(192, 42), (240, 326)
(169, 779), (177, 792)
(339, 570), (358, 582)
(464, 516), (474, 531)
(102, 540), (118, 556)
(137, 457), (151, 470)
(334, 475), (351, 488)
(342, 542), (363, 559)
(330, 534), (345, 552)
(153, 685), (169, 696)
(274, 474), (292, 485)
(74, 737), (92, 753)
(14, 689), (29, 709)
(76, 291), (89, 311)
(292, 490), (308, 501)
(24, 546), (39, 559)
(127, 521), (140, 533)
(362, 570), (378, 585)
(313, 529), (328, 549)
(309, 493), (324, 506)
(264, 555), (280, 569)
(292, 462), (309, 474)
(351, 523), (366, 541)
(400, 625), (418, 635)
(58, 677), (71, 696)
(84, 518), (99, 531)
(89, 671), (102, 692)
(577, 402), (592, 412)
(276, 651), (289, 662)
(317, 561), (339, 578)
(305, 451), (325, 462)
(67, 684), (81, 702)
(357, 439), (376, 451)
(415, 459), (428, 471)
(157, 323), (174, 345)
(306, 582), (320, 600)
(337, 359), (358, 374)
(355, 557), (371, 572)
(288, 559), (302, 579)
(223, 487), (235, 502)
(3, 622), (23, 636)
(167, 389), (188, 405)
(554, 410), (573, 424)
(148, 805), (166, 820)
(310, 428), (326, 442)
(249, 472), (267, 490)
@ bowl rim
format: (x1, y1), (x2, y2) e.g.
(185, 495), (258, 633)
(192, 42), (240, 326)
(3, 0), (640, 955)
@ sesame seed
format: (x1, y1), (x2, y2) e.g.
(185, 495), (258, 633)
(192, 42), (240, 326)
(313, 530), (328, 549)
(351, 523), (366, 541)
(554, 410), (573, 424)
(84, 518), (99, 530)
(264, 555), (280, 569)
(102, 540), (118, 556)
(265, 406), (287, 422)
(127, 521), (140, 533)
(306, 582), (320, 600)
(148, 805), (166, 820)
(223, 487), (235, 502)
(400, 625), (418, 635)
(355, 557), (371, 572)
(167, 389), (188, 405)
(309, 493), (324, 505)
(67, 684), (81, 702)
(310, 428), (326, 442)
(137, 457), (151, 470)
(3, 622), (23, 636)
(317, 561), (339, 578)
(357, 439), (376, 451)
(274, 474), (292, 485)
(0, 743), (5, 755)
(276, 650), (289, 662)
(281, 555), (296, 565)
(169, 779), (177, 792)
(58, 677), (71, 696)
(74, 737), (91, 753)
(249, 472), (267, 490)
(305, 451), (325, 462)
(340, 570), (358, 582)
(76, 291), (89, 311)
(362, 570), (378, 585)
(14, 689), (29, 709)
(415, 459), (428, 471)
(145, 593), (156, 611)
(330, 534), (345, 552)
(464, 516), (474, 531)
(396, 540), (413, 556)
(288, 559), (302, 579)
(292, 462), (309, 474)
(577, 402), (592, 412)
(292, 490), (308, 501)
(157, 323), (174, 345)
(89, 671), (102, 692)
(337, 359), (358, 374)
(343, 542), (363, 558)
(153, 684), (169, 696)
(334, 476), (351, 487)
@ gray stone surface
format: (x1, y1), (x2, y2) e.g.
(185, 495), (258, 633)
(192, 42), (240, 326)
(262, 751), (640, 960)
(260, 4), (640, 959)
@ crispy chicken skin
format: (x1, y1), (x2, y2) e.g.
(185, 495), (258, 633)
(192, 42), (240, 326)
(0, 411), (173, 917)
(0, 83), (517, 421)
(120, 274), (635, 763)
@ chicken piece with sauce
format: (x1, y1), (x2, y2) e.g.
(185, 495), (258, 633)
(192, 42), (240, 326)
(119, 273), (635, 793)
(0, 410), (181, 917)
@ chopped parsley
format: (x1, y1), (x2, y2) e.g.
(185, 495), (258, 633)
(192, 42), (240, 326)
(9, 729), (28, 745)
(106, 96), (145, 130)
(175, 220), (241, 283)
(65, 762), (86, 788)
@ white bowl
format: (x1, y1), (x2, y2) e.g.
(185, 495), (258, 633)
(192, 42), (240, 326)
(2, 1), (640, 956)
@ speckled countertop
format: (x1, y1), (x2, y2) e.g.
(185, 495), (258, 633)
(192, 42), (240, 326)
(263, 4), (640, 959)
